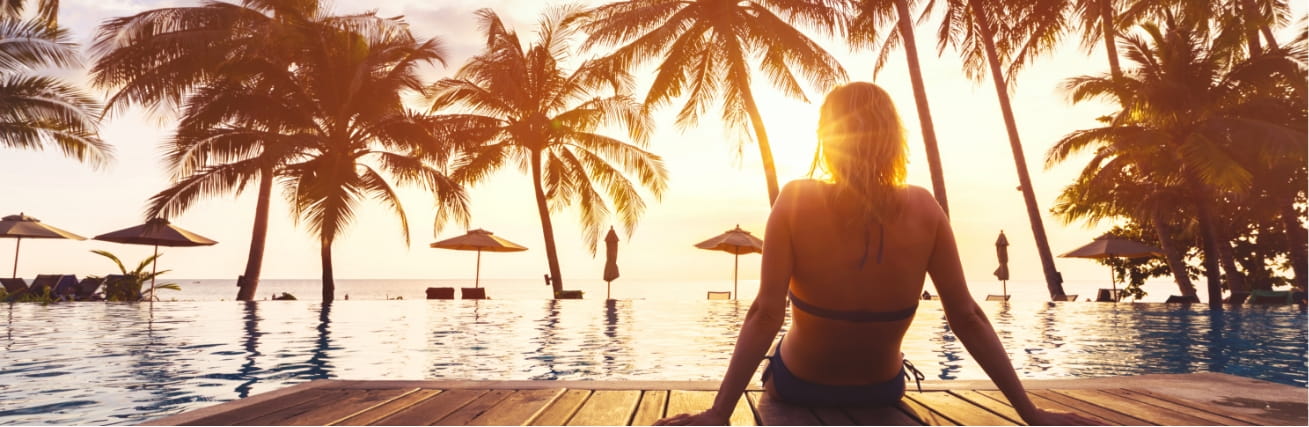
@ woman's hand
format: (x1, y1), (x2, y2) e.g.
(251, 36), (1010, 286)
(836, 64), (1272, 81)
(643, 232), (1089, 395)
(653, 409), (730, 426)
(1025, 408), (1104, 426)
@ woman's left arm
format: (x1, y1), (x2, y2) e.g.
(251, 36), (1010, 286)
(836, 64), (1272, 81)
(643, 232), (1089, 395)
(655, 183), (797, 426)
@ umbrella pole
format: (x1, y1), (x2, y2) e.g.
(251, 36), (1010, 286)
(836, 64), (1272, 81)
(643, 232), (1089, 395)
(475, 249), (482, 289)
(733, 253), (739, 300)
(11, 237), (20, 279)
(150, 245), (159, 308)
(1108, 265), (1116, 302)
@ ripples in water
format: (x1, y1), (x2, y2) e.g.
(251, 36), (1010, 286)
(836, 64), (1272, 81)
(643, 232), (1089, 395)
(0, 300), (1304, 425)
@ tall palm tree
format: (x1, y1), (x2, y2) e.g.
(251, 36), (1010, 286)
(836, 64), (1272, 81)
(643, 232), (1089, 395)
(3, 0), (59, 27)
(0, 17), (109, 165)
(429, 7), (668, 298)
(581, 0), (846, 206)
(1048, 19), (1305, 304)
(844, 0), (950, 214)
(935, 0), (1069, 299)
(92, 0), (323, 300)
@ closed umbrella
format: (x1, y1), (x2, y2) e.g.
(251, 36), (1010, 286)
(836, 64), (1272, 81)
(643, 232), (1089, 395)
(993, 231), (1010, 297)
(1060, 233), (1164, 301)
(430, 228), (527, 288)
(94, 218), (217, 302)
(603, 227), (620, 300)
(695, 225), (764, 300)
(0, 213), (86, 278)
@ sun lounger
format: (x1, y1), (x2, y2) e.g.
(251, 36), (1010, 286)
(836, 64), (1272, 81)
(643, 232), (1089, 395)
(1062, 294), (1079, 301)
(51, 275), (79, 300)
(28, 274), (70, 297)
(1249, 290), (1292, 304)
(1, 278), (28, 300)
(707, 291), (731, 300)
(985, 294), (1010, 301)
(1095, 288), (1121, 302)
(556, 290), (583, 299)
(460, 287), (487, 300)
(75, 277), (105, 301)
(1165, 295), (1200, 303)
(425, 287), (454, 300)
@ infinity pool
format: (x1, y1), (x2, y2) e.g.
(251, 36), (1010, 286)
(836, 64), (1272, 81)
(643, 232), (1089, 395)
(0, 300), (1304, 425)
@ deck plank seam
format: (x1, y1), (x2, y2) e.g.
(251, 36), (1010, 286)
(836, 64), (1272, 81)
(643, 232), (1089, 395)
(324, 387), (423, 426)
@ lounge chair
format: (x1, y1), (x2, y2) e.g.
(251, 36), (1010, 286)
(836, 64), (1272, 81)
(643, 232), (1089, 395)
(28, 274), (67, 298)
(1, 278), (28, 300)
(707, 291), (731, 300)
(1095, 288), (1121, 302)
(1062, 294), (1079, 301)
(984, 294), (1010, 301)
(75, 277), (105, 301)
(425, 287), (455, 300)
(556, 290), (583, 299)
(460, 287), (488, 300)
(1249, 290), (1292, 305)
(1165, 295), (1200, 304)
(51, 275), (79, 300)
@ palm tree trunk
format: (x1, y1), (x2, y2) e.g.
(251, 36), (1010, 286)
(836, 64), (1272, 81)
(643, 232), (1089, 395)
(895, 0), (949, 215)
(236, 164), (273, 301)
(1191, 182), (1225, 306)
(1236, 0), (1263, 54)
(1216, 224), (1249, 294)
(740, 86), (780, 206)
(1152, 210), (1197, 297)
(531, 149), (565, 297)
(968, 0), (1067, 300)
(321, 238), (335, 302)
(1282, 204), (1307, 289)
(1098, 0), (1123, 79)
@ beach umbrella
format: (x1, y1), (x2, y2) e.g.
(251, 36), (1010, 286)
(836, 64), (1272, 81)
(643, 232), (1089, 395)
(695, 225), (764, 300)
(94, 218), (217, 302)
(603, 227), (620, 300)
(993, 231), (1010, 297)
(0, 213), (86, 278)
(430, 228), (527, 288)
(1060, 233), (1164, 301)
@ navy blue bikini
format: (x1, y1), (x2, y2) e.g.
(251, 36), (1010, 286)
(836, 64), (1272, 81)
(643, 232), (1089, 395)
(761, 223), (926, 406)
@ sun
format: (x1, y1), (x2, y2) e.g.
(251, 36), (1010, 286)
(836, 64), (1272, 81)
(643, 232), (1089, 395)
(755, 94), (823, 180)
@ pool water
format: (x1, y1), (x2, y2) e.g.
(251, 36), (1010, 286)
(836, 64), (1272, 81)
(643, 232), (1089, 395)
(0, 300), (1304, 425)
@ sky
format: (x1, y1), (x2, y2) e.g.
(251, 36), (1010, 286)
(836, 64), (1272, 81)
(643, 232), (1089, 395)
(2, 1), (1304, 291)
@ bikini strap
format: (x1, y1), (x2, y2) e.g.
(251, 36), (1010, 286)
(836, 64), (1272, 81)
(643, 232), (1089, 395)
(902, 358), (925, 393)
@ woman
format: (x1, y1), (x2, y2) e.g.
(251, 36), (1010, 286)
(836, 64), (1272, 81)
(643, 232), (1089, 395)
(656, 83), (1097, 425)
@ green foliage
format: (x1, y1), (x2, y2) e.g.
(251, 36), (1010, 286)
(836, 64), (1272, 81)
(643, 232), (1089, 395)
(92, 249), (180, 302)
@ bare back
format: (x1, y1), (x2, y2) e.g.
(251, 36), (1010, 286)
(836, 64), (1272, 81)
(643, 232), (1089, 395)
(774, 179), (946, 385)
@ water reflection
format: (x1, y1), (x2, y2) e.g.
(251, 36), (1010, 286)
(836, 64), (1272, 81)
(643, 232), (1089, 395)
(236, 301), (261, 398)
(306, 302), (333, 380)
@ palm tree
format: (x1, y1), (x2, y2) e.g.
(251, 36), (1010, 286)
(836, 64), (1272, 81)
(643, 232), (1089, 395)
(935, 0), (1069, 300)
(1048, 18), (1305, 304)
(0, 18), (109, 166)
(429, 7), (668, 298)
(92, 0), (323, 300)
(581, 0), (846, 206)
(3, 0), (59, 27)
(844, 0), (950, 214)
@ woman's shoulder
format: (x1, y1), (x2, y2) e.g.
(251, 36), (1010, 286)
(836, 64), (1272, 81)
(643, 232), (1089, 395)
(897, 185), (946, 216)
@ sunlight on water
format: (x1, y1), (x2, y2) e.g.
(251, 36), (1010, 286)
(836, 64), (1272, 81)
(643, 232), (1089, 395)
(0, 300), (1304, 425)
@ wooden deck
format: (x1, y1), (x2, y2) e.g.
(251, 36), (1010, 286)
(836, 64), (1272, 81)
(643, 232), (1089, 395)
(144, 373), (1306, 426)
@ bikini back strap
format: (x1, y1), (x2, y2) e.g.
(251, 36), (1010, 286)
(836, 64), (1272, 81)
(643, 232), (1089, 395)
(788, 291), (918, 322)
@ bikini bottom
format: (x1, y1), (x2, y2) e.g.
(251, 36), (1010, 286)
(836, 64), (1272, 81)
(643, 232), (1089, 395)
(761, 336), (924, 407)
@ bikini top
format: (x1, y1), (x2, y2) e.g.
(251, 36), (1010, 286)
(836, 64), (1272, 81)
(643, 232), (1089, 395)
(789, 291), (918, 322)
(786, 223), (916, 322)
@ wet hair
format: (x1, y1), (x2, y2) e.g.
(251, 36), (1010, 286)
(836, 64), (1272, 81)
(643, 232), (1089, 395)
(808, 82), (908, 225)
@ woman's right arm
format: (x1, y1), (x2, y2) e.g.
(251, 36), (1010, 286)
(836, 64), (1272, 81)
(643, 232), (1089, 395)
(926, 204), (1098, 425)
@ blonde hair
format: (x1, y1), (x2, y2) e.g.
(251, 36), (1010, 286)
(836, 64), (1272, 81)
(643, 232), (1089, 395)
(808, 82), (908, 225)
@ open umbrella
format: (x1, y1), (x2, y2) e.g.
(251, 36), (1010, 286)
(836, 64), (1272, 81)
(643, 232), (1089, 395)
(430, 228), (527, 288)
(695, 225), (764, 300)
(94, 218), (217, 302)
(0, 213), (86, 278)
(1060, 233), (1164, 301)
(603, 227), (620, 300)
(993, 231), (1010, 297)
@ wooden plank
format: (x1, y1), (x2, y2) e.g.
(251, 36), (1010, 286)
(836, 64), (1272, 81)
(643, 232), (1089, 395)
(845, 404), (923, 426)
(948, 390), (1025, 425)
(371, 389), (487, 426)
(811, 407), (855, 425)
(1108, 389), (1258, 426)
(182, 388), (336, 425)
(465, 389), (566, 426)
(433, 389), (514, 425)
(529, 389), (591, 426)
(746, 391), (820, 426)
(972, 390), (1125, 426)
(665, 390), (755, 426)
(897, 396), (956, 426)
(566, 390), (641, 426)
(331, 389), (441, 426)
(272, 388), (414, 426)
(630, 390), (668, 426)
(1028, 390), (1148, 426)
(1054, 389), (1216, 425)
(905, 391), (1015, 425)
(145, 380), (336, 426)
